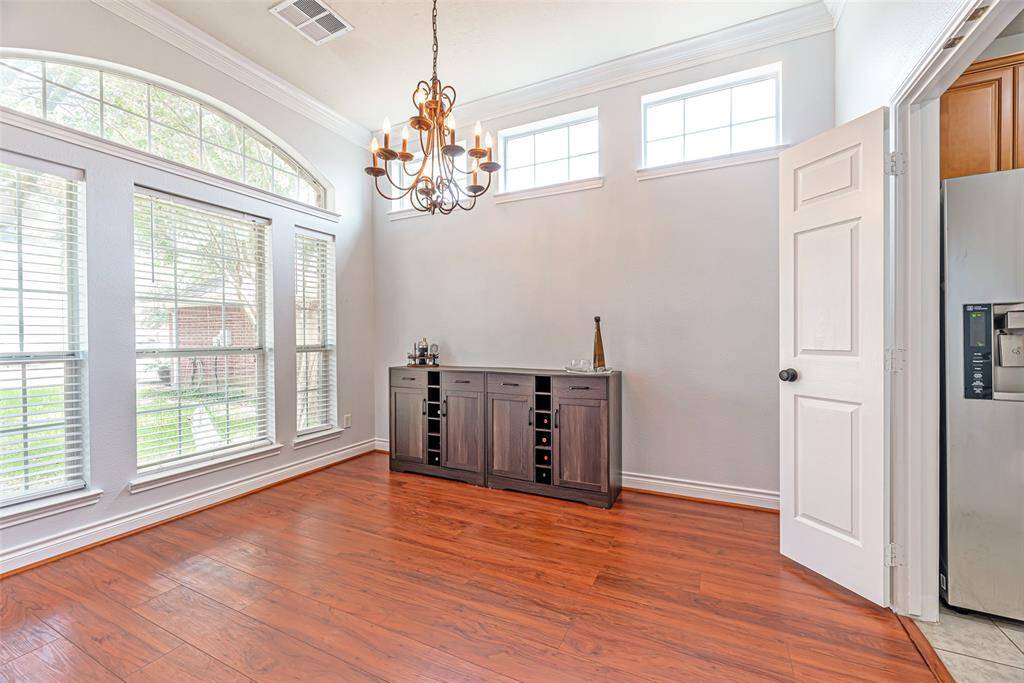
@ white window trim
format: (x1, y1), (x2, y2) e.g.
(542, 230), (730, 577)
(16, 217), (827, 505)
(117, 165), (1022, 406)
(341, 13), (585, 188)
(293, 425), (346, 449)
(1, 108), (339, 223)
(636, 144), (789, 181)
(493, 176), (605, 204)
(641, 63), (782, 170)
(0, 487), (103, 530)
(128, 441), (281, 494)
(498, 107), (599, 194)
(387, 206), (428, 221)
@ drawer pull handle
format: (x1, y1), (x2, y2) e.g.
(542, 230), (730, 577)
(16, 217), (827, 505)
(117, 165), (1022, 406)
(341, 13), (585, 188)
(554, 408), (559, 429)
(402, 376), (417, 381)
(421, 398), (426, 416)
(569, 386), (591, 390)
(501, 382), (520, 387)
(454, 379), (471, 384)
(528, 407), (533, 426)
(441, 399), (448, 417)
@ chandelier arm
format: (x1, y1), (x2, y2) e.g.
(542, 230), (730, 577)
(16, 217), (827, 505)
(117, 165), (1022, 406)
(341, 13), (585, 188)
(372, 177), (415, 203)
(381, 162), (416, 193)
(451, 156), (479, 176)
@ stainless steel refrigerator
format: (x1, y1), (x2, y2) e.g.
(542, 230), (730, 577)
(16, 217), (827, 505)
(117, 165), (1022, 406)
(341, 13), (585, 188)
(942, 168), (1024, 621)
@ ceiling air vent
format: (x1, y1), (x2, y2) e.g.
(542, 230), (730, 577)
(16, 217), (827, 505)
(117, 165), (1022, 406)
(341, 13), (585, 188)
(270, 0), (354, 46)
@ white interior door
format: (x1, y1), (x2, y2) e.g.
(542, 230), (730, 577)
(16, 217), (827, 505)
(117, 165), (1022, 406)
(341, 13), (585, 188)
(778, 107), (888, 606)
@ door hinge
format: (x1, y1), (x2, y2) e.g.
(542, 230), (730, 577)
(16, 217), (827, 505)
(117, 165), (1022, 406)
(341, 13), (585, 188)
(885, 542), (902, 567)
(885, 348), (906, 374)
(887, 151), (906, 176)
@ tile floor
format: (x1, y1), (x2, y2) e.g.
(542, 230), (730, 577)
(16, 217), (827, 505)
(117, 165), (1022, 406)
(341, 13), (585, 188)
(916, 606), (1024, 682)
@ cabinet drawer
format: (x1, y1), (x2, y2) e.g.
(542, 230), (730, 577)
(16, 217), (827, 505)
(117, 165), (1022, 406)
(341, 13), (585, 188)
(553, 376), (608, 399)
(390, 368), (427, 388)
(442, 371), (484, 391)
(487, 373), (533, 395)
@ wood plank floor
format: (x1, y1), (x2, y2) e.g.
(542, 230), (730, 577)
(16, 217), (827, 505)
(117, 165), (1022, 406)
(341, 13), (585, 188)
(0, 454), (934, 682)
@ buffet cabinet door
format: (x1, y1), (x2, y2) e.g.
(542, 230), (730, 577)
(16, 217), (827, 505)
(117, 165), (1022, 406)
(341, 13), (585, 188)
(552, 396), (608, 492)
(441, 390), (485, 473)
(390, 386), (427, 463)
(487, 392), (534, 481)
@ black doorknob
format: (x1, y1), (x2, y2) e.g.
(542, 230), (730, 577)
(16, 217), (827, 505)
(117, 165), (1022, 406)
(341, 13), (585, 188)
(779, 368), (799, 382)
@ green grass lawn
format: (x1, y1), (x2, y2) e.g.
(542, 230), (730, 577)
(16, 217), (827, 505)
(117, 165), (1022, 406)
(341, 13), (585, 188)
(2, 382), (260, 496)
(1, 385), (73, 497)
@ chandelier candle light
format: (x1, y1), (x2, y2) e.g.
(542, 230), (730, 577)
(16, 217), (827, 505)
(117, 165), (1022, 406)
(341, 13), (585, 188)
(364, 0), (500, 214)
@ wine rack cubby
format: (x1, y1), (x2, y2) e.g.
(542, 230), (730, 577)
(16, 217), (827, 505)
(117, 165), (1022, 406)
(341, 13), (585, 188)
(426, 371), (441, 466)
(534, 375), (552, 484)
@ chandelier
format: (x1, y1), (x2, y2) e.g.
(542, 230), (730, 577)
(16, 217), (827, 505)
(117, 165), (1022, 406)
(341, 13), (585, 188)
(364, 0), (499, 214)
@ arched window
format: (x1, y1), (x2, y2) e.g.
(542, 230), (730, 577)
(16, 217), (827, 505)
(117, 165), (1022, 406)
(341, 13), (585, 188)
(0, 56), (326, 207)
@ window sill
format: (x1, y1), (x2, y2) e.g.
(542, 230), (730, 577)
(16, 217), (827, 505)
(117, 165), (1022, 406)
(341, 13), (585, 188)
(636, 144), (789, 182)
(0, 487), (103, 530)
(388, 207), (427, 222)
(493, 176), (604, 204)
(293, 426), (347, 449)
(128, 442), (282, 494)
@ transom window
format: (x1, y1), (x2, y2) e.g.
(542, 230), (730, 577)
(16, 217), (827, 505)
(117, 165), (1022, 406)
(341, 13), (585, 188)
(499, 108), (599, 193)
(0, 57), (325, 207)
(643, 64), (779, 168)
(133, 191), (273, 472)
(1, 157), (87, 506)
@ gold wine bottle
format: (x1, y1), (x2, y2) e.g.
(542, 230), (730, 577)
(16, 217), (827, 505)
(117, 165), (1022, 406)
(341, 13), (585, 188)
(593, 316), (606, 370)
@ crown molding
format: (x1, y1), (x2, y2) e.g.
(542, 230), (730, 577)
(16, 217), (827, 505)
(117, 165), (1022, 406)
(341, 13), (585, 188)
(450, 2), (834, 126)
(90, 0), (369, 148)
(823, 1), (847, 28)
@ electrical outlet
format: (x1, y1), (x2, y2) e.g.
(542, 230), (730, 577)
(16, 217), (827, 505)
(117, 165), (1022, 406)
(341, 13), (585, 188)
(342, 413), (352, 429)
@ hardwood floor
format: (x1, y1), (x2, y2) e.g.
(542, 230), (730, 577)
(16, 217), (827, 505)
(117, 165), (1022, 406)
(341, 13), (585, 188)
(0, 454), (934, 682)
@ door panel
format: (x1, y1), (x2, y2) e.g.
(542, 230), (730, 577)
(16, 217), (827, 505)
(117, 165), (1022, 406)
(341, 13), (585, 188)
(442, 390), (484, 473)
(1017, 65), (1024, 168)
(940, 66), (1013, 180)
(779, 107), (887, 606)
(553, 397), (607, 492)
(488, 393), (533, 481)
(391, 387), (426, 463)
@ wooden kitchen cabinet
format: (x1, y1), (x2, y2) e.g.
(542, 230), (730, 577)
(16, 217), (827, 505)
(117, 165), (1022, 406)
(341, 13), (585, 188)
(941, 52), (1024, 180)
(389, 365), (622, 507)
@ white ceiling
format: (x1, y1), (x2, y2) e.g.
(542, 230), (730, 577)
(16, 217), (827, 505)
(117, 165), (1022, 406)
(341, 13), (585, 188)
(156, 0), (815, 130)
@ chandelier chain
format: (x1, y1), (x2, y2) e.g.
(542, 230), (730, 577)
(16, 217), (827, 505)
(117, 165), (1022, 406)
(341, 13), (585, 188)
(431, 0), (439, 82)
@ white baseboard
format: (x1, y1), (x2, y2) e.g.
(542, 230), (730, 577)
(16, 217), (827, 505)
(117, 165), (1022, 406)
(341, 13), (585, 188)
(374, 438), (390, 452)
(622, 471), (779, 510)
(0, 438), (376, 574)
(373, 437), (777, 510)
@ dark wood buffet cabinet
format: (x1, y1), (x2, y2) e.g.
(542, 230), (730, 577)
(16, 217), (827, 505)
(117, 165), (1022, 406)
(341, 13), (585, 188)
(388, 366), (622, 507)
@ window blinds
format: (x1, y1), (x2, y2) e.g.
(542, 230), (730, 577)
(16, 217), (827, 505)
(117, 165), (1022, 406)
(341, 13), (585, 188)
(133, 191), (272, 472)
(0, 160), (87, 506)
(294, 231), (335, 434)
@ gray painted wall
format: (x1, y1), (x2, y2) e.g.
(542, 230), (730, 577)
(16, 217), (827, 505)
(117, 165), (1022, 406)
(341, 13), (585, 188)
(372, 32), (835, 499)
